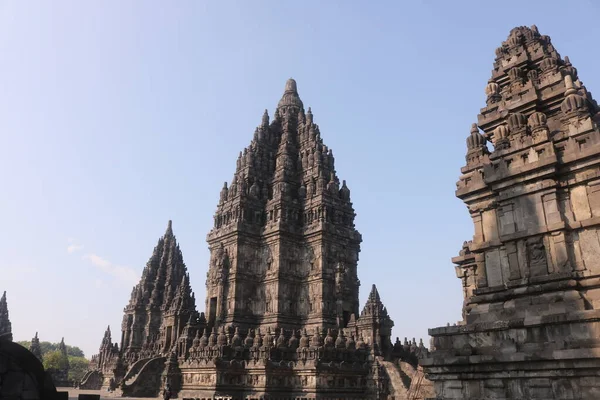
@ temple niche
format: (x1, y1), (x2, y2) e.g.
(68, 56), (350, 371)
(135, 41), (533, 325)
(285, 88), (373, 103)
(422, 25), (600, 399)
(81, 79), (432, 399)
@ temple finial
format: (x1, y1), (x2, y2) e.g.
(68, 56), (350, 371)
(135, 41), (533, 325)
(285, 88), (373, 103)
(285, 78), (298, 93)
(369, 284), (380, 301)
(564, 74), (577, 96)
(278, 78), (303, 111)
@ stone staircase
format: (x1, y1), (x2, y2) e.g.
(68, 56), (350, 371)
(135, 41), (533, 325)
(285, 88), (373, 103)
(125, 372), (139, 385)
(121, 357), (150, 386)
(121, 356), (166, 398)
(407, 366), (435, 400)
(379, 359), (410, 399)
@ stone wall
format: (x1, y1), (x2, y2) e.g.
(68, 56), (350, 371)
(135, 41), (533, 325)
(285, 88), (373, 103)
(0, 354), (41, 400)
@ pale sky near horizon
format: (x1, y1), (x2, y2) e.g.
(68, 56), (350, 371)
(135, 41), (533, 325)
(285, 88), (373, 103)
(2, 1), (600, 359)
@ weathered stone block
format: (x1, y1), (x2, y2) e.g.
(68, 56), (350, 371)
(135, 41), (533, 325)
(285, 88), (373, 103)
(571, 185), (592, 221)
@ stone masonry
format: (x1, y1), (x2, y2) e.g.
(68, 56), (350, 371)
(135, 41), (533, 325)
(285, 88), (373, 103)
(421, 25), (600, 399)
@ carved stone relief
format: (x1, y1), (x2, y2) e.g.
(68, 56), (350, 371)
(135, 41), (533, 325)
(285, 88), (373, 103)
(526, 236), (548, 277)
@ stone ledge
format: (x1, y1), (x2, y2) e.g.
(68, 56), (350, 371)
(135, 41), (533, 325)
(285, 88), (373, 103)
(471, 274), (576, 302)
(485, 161), (557, 189)
(421, 354), (600, 370)
(429, 309), (600, 336)
(464, 217), (600, 257)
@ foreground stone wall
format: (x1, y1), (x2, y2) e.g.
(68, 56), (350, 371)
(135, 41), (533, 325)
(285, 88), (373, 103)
(421, 25), (600, 399)
(0, 355), (41, 400)
(0, 339), (63, 400)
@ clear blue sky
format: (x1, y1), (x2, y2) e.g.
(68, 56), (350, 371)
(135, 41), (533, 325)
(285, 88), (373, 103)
(2, 1), (600, 358)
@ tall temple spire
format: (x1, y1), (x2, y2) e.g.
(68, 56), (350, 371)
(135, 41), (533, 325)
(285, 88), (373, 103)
(0, 291), (12, 341)
(207, 78), (361, 332)
(120, 220), (197, 358)
(101, 325), (112, 348)
(59, 337), (68, 356)
(30, 332), (43, 362)
(165, 220), (173, 237)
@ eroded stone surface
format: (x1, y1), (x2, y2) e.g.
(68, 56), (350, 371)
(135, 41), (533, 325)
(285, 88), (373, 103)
(422, 25), (600, 399)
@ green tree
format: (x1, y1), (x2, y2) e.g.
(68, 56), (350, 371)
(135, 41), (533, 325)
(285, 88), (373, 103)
(43, 350), (69, 371)
(68, 356), (89, 382)
(40, 341), (56, 355)
(66, 345), (84, 358)
(15, 340), (86, 358)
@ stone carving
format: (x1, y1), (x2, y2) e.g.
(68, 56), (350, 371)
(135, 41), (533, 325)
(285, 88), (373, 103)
(526, 236), (548, 276)
(208, 243), (229, 285)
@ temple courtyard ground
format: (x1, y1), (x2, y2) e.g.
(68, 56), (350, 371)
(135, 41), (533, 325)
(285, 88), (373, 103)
(58, 388), (158, 400)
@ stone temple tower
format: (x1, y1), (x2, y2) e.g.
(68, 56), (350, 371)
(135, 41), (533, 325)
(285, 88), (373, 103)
(0, 291), (12, 341)
(120, 221), (200, 361)
(83, 79), (430, 399)
(205, 78), (362, 333)
(422, 26), (600, 399)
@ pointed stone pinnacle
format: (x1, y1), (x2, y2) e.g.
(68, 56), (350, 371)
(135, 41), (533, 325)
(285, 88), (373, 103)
(369, 284), (380, 301)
